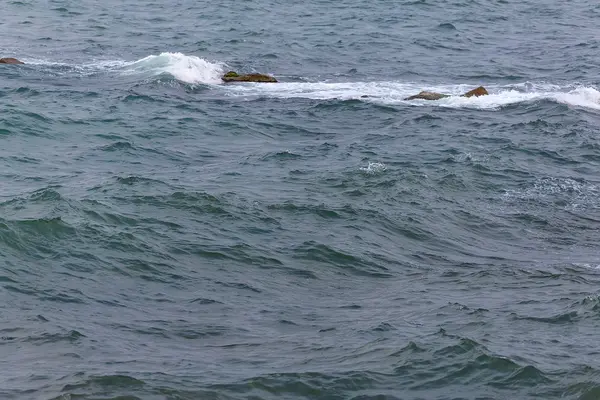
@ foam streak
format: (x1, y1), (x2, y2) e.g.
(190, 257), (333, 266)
(223, 81), (600, 111)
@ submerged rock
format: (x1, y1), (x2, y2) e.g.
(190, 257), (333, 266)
(404, 91), (450, 101)
(221, 71), (277, 83)
(404, 86), (489, 101)
(0, 57), (24, 64)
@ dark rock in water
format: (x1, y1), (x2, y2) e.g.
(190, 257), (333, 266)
(461, 86), (489, 97)
(404, 86), (489, 101)
(0, 57), (24, 64)
(221, 71), (277, 83)
(404, 91), (450, 101)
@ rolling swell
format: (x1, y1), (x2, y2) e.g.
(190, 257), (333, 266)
(41, 336), (600, 400)
(3, 0), (600, 399)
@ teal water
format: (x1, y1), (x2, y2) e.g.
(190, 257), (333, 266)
(2, 1), (600, 399)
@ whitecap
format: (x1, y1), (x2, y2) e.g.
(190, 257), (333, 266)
(360, 162), (387, 174)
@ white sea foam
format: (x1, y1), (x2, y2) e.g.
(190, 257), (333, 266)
(222, 81), (600, 111)
(17, 57), (130, 76)
(16, 52), (600, 110)
(22, 52), (225, 84)
(360, 162), (387, 174)
(552, 87), (600, 110)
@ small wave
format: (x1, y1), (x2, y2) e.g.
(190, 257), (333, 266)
(20, 52), (224, 84)
(512, 293), (600, 324)
(261, 150), (303, 161)
(267, 202), (343, 219)
(437, 22), (458, 30)
(8, 329), (86, 345)
(61, 374), (145, 393)
(575, 263), (600, 271)
(292, 240), (392, 278)
(393, 337), (554, 391)
(360, 162), (387, 174)
(503, 177), (600, 210)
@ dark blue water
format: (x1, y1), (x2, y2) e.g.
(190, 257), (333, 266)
(2, 1), (600, 399)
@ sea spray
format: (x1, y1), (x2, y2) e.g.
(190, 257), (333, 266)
(121, 52), (225, 84)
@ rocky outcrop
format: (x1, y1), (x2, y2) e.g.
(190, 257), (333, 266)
(404, 91), (450, 101)
(404, 86), (489, 101)
(221, 71), (277, 83)
(0, 57), (24, 64)
(461, 86), (488, 98)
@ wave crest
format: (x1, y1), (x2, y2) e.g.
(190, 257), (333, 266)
(23, 52), (225, 84)
(121, 52), (225, 84)
(12, 53), (600, 109)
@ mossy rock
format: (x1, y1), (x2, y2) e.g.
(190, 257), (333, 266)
(221, 70), (277, 83)
(404, 91), (450, 101)
(404, 86), (489, 101)
(0, 57), (24, 64)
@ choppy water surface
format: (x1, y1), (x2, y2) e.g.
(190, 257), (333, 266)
(2, 1), (600, 399)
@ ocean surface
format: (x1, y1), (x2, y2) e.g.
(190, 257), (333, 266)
(2, 0), (600, 399)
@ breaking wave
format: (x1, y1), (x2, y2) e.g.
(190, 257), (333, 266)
(13, 52), (600, 110)
(223, 81), (600, 111)
(120, 52), (225, 84)
(20, 52), (226, 84)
